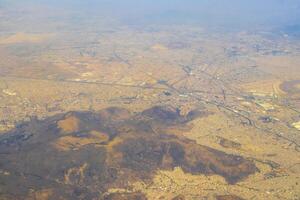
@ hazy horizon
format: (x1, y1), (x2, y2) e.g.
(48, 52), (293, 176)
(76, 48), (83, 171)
(1, 0), (300, 32)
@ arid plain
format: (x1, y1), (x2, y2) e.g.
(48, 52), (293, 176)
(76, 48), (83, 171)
(0, 2), (300, 200)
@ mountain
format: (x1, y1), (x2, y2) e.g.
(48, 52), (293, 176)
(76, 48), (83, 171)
(0, 106), (257, 199)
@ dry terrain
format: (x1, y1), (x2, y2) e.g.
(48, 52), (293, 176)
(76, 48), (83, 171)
(0, 3), (299, 200)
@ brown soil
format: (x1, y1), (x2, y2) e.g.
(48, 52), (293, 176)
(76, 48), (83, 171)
(0, 106), (257, 199)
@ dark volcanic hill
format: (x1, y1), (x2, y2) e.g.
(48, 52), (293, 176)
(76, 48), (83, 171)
(0, 106), (257, 199)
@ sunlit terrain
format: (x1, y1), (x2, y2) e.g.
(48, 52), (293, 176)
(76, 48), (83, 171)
(0, 1), (300, 199)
